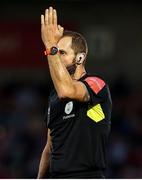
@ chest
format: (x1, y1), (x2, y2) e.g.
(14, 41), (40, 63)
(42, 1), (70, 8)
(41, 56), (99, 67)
(47, 90), (86, 128)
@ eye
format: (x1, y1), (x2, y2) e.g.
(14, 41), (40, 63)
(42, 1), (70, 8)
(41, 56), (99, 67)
(59, 50), (66, 55)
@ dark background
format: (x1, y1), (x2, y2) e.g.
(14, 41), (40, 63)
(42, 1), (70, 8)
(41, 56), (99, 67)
(0, 0), (142, 178)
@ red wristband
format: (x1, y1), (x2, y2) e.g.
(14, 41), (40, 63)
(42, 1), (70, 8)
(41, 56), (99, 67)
(44, 49), (51, 56)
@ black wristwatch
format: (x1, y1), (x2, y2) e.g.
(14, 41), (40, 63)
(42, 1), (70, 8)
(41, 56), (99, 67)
(44, 46), (59, 56)
(50, 46), (59, 55)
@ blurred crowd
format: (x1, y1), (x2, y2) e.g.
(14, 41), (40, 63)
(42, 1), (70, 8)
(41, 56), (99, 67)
(0, 76), (142, 178)
(0, 81), (49, 178)
(108, 76), (142, 178)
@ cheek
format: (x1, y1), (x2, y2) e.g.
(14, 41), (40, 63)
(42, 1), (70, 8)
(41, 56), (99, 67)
(60, 55), (74, 66)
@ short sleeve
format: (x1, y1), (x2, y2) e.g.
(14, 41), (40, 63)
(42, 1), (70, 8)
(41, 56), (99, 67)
(82, 76), (106, 105)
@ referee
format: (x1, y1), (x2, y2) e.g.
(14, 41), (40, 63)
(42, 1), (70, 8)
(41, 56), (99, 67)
(37, 7), (112, 178)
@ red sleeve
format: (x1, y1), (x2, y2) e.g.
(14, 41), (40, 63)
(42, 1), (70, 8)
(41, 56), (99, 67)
(84, 77), (105, 94)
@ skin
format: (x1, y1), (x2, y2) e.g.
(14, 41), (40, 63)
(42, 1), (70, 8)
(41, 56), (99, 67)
(57, 36), (76, 68)
(37, 7), (90, 178)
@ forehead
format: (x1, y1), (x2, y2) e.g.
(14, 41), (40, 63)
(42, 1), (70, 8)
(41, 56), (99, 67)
(57, 36), (72, 50)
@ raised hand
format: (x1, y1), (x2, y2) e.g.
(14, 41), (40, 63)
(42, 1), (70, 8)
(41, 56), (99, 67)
(41, 7), (64, 48)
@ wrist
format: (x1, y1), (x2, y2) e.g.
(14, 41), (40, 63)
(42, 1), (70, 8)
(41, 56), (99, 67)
(44, 46), (59, 56)
(44, 42), (57, 49)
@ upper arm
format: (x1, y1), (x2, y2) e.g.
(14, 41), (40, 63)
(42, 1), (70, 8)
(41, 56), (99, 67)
(63, 80), (90, 102)
(58, 76), (106, 102)
(61, 76), (106, 102)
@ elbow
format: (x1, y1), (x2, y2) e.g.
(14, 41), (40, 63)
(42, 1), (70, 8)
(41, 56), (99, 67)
(57, 92), (66, 99)
(57, 86), (75, 99)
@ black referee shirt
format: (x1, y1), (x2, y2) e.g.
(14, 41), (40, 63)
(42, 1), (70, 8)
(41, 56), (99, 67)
(45, 74), (112, 178)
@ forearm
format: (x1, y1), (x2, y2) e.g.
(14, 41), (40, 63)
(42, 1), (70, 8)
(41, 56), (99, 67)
(41, 7), (73, 97)
(37, 147), (51, 178)
(47, 54), (74, 95)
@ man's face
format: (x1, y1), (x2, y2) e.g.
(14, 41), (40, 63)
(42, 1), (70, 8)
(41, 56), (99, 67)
(57, 36), (76, 67)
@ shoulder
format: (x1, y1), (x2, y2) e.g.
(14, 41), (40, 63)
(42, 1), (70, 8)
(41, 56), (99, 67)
(84, 76), (106, 94)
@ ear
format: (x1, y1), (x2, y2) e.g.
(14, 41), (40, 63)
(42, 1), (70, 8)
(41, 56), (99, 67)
(75, 52), (86, 65)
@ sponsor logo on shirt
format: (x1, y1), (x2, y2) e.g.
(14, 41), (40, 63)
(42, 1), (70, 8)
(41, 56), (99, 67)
(63, 114), (75, 119)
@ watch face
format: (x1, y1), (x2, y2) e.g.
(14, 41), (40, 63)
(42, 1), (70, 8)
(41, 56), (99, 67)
(51, 47), (58, 55)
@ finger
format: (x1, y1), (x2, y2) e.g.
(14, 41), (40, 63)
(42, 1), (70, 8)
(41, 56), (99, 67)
(45, 9), (48, 25)
(48, 6), (53, 24)
(58, 25), (64, 34)
(41, 15), (44, 25)
(58, 25), (61, 30)
(53, 9), (57, 26)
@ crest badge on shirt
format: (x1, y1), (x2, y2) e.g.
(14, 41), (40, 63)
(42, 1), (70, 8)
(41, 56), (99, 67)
(63, 101), (75, 119)
(65, 101), (73, 114)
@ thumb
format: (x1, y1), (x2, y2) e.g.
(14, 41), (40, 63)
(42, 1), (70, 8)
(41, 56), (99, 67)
(58, 25), (64, 34)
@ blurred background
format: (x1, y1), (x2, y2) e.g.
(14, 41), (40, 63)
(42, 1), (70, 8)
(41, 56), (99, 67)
(0, 0), (142, 178)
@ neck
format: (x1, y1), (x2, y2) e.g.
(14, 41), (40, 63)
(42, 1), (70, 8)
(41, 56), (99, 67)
(72, 65), (86, 80)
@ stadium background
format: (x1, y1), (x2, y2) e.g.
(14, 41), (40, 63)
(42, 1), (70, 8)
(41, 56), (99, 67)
(0, 0), (142, 178)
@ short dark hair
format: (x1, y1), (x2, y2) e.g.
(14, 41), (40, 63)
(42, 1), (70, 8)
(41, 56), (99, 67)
(63, 30), (88, 56)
